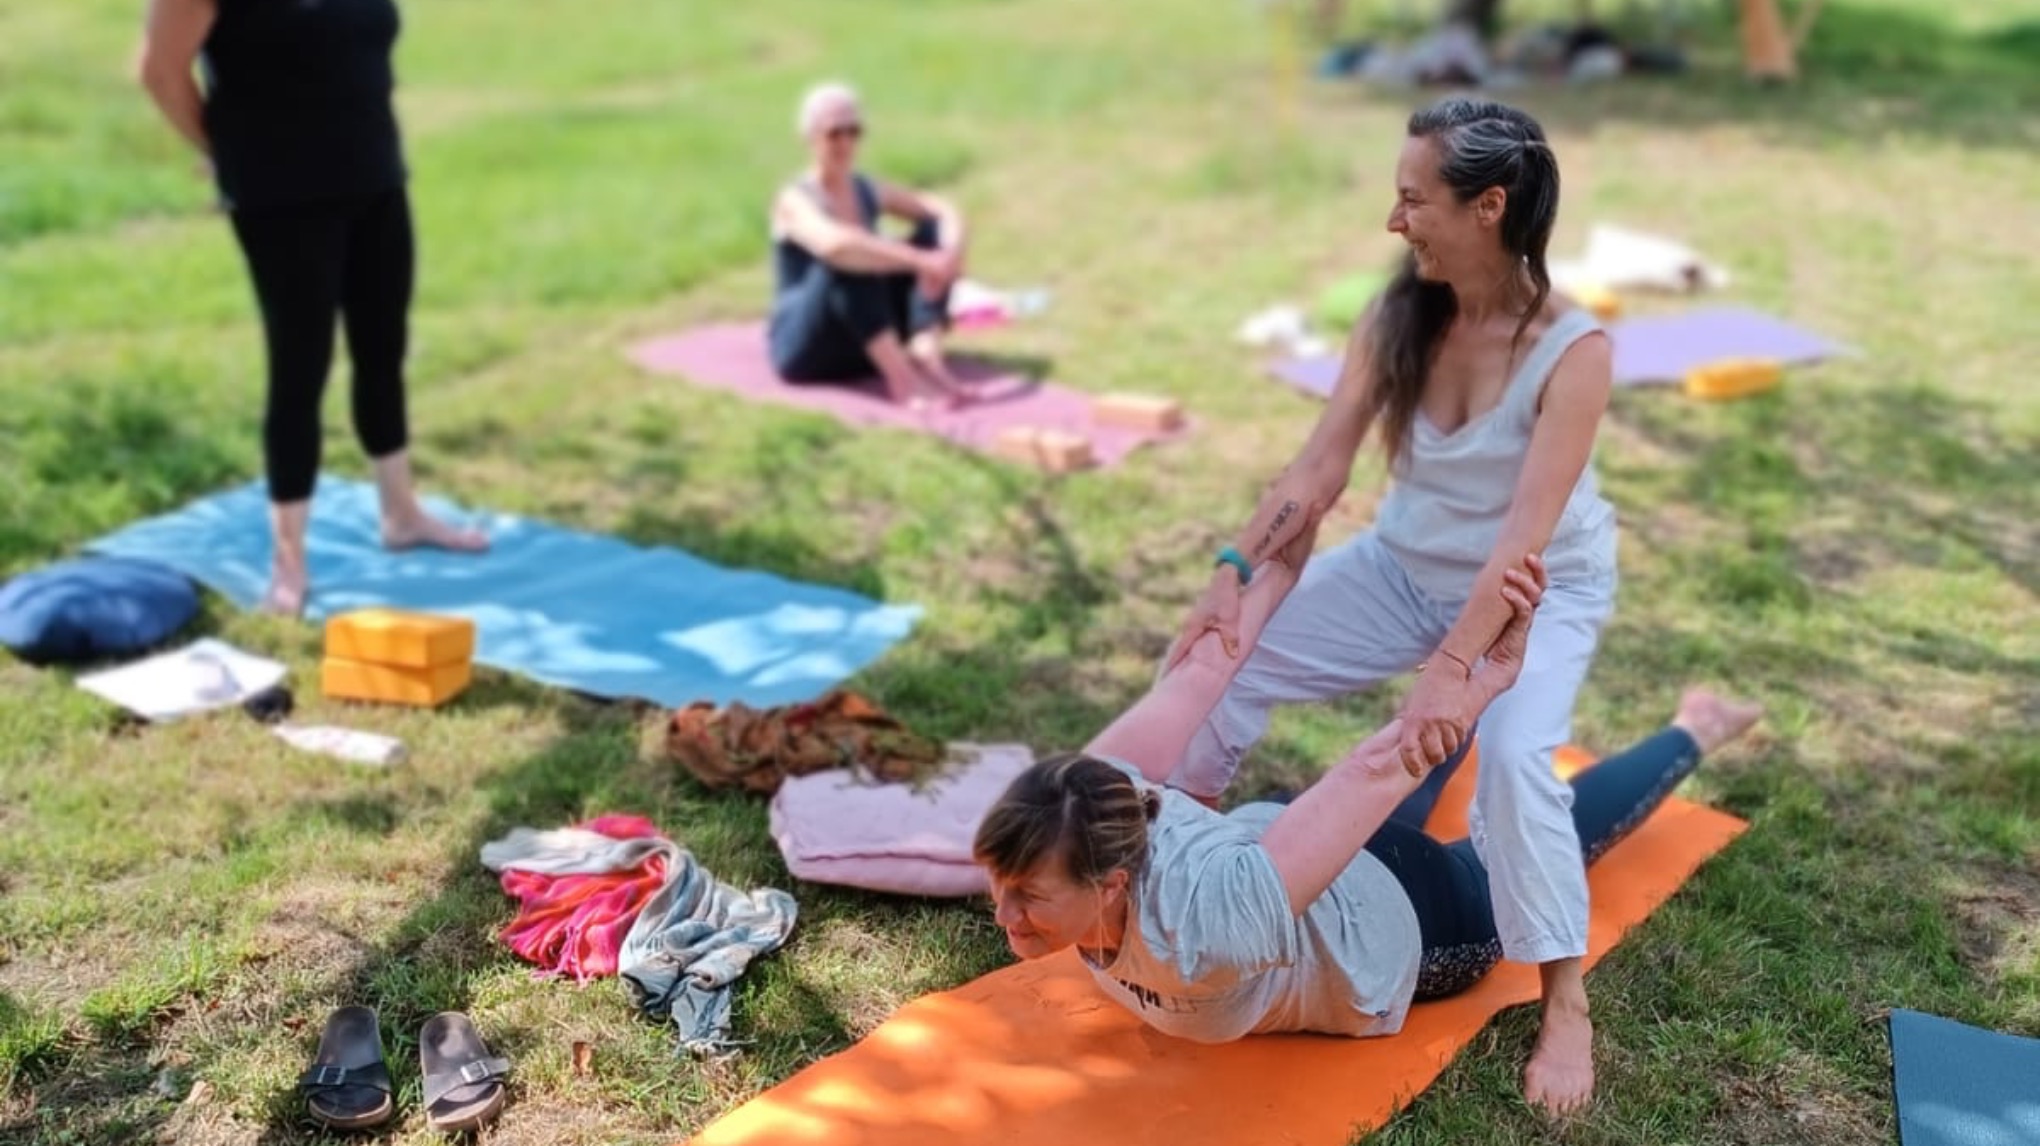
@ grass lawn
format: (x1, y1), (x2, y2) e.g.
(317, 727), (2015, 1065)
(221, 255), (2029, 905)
(3, 0), (2037, 1142)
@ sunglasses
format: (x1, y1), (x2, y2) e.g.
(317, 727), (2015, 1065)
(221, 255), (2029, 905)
(825, 123), (864, 142)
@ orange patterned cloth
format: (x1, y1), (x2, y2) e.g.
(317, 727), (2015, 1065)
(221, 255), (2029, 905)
(665, 689), (947, 795)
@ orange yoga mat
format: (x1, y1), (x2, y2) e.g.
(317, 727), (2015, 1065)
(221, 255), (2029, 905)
(689, 746), (1747, 1146)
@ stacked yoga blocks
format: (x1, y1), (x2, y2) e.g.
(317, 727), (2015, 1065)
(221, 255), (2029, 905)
(322, 608), (475, 707)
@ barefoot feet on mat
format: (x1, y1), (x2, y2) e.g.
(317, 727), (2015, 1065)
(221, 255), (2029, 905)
(381, 507), (489, 554)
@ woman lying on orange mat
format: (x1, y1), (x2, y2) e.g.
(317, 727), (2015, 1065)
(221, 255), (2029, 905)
(973, 508), (1759, 1105)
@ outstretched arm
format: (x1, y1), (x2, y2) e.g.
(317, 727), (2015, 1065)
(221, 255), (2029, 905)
(1166, 304), (1383, 669)
(1084, 509), (1326, 782)
(1262, 556), (1546, 915)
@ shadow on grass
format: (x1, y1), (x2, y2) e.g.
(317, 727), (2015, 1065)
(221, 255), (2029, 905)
(0, 376), (249, 575)
(0, 439), (1142, 1142)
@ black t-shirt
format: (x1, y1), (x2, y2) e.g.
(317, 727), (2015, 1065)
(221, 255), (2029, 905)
(200, 0), (408, 210)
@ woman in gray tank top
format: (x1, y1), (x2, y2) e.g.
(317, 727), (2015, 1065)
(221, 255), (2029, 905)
(1166, 96), (1619, 1115)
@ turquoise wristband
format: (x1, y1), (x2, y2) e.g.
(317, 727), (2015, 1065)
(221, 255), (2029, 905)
(1215, 546), (1252, 586)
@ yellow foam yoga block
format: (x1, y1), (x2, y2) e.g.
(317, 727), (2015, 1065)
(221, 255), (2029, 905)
(322, 656), (473, 708)
(324, 608), (475, 669)
(1575, 284), (1622, 321)
(1684, 357), (1783, 400)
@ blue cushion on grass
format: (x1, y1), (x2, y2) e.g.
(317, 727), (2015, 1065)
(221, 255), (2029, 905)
(0, 557), (201, 665)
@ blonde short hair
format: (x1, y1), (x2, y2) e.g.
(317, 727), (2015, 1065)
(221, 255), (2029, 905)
(797, 81), (860, 137)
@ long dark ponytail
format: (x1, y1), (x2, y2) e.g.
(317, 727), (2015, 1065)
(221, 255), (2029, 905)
(1363, 97), (1561, 471)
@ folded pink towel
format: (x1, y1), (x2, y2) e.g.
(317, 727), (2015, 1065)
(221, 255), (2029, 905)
(767, 744), (1035, 897)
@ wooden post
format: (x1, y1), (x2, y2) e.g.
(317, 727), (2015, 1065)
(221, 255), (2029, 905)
(1741, 0), (1826, 82)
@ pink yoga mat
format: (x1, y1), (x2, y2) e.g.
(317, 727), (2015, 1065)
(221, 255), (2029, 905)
(629, 323), (1185, 467)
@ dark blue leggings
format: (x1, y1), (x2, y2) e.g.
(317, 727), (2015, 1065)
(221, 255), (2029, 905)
(767, 220), (948, 383)
(1364, 727), (1703, 1000)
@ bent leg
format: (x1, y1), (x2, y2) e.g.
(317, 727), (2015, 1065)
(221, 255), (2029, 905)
(1464, 575), (1614, 964)
(768, 265), (902, 383)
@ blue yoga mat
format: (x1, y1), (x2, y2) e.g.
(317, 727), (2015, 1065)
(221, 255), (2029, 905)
(84, 479), (922, 709)
(1890, 1009), (2040, 1146)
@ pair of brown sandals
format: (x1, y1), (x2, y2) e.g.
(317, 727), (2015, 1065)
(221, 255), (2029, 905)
(300, 1007), (510, 1133)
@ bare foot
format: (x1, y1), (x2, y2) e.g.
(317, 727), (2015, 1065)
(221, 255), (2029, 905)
(381, 509), (489, 553)
(1671, 688), (1763, 754)
(262, 555), (308, 617)
(905, 381), (965, 412)
(1524, 997), (1595, 1117)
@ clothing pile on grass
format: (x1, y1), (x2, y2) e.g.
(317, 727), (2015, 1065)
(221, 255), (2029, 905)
(667, 688), (1037, 898)
(483, 690), (1036, 1053)
(480, 814), (797, 1057)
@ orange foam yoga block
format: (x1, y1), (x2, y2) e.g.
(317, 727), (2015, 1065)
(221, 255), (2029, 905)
(321, 656), (472, 708)
(1575, 283), (1622, 321)
(324, 608), (475, 669)
(992, 427), (1095, 473)
(1092, 393), (1186, 432)
(1685, 356), (1783, 400)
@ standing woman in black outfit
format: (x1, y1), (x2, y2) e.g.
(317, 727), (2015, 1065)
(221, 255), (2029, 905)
(137, 0), (486, 616)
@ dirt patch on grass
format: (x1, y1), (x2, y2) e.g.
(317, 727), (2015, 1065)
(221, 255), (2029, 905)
(477, 1096), (666, 1146)
(1950, 861), (2040, 985)
(242, 880), (389, 977)
(0, 1042), (165, 1146)
(1724, 1057), (1890, 1146)
(0, 948), (126, 1015)
(156, 1092), (661, 1146)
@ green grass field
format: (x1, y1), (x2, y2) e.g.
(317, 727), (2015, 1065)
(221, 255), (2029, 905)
(2, 0), (2036, 1142)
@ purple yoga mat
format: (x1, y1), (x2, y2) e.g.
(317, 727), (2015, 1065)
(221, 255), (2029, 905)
(629, 323), (1185, 467)
(1268, 356), (1340, 398)
(1267, 306), (1850, 397)
(1606, 306), (1850, 386)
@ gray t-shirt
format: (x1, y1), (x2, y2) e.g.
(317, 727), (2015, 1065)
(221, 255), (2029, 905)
(1080, 761), (1422, 1043)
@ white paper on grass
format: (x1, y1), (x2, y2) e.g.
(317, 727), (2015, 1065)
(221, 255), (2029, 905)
(1550, 224), (1732, 295)
(76, 637), (287, 722)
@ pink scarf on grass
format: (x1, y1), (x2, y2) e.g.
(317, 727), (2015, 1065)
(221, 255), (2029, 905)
(489, 814), (672, 982)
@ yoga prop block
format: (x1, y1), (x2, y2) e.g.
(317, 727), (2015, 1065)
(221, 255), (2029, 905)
(1091, 393), (1186, 433)
(322, 656), (473, 708)
(1575, 283), (1623, 321)
(324, 608), (475, 669)
(1684, 357), (1782, 400)
(685, 745), (1750, 1146)
(992, 427), (1095, 473)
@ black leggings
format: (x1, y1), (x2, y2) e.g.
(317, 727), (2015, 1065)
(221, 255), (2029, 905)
(228, 186), (414, 504)
(1364, 727), (1704, 1000)
(767, 219), (949, 382)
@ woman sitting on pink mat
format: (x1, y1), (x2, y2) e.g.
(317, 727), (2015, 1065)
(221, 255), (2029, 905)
(767, 82), (973, 410)
(972, 514), (1759, 1106)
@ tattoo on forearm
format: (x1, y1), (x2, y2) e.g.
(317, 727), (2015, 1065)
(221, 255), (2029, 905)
(1251, 500), (1300, 560)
